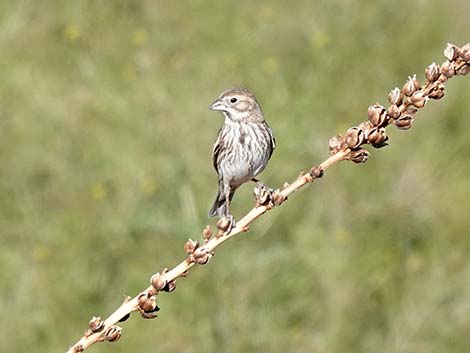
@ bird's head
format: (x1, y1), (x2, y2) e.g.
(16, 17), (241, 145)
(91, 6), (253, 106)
(209, 87), (263, 122)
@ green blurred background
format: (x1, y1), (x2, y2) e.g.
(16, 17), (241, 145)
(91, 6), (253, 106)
(1, 1), (469, 352)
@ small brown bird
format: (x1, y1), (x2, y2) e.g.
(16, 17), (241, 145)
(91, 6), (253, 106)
(208, 87), (275, 219)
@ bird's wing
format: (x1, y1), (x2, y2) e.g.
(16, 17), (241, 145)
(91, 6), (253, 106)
(267, 124), (276, 158)
(212, 127), (224, 173)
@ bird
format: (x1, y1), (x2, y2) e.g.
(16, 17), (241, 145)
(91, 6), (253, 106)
(208, 87), (276, 221)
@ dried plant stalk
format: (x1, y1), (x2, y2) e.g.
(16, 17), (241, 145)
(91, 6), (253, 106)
(66, 42), (470, 353)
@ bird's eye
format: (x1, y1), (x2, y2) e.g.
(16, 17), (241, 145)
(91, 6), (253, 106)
(230, 97), (237, 103)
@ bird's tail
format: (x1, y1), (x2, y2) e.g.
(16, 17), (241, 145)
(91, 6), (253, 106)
(208, 188), (234, 217)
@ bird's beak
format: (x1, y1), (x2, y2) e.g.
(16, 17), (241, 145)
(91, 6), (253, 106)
(209, 99), (225, 111)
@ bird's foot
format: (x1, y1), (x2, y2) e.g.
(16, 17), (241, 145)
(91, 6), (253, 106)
(254, 181), (276, 208)
(216, 214), (236, 236)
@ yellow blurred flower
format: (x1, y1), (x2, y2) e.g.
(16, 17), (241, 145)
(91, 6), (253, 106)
(63, 24), (81, 42)
(91, 182), (107, 201)
(133, 29), (149, 47)
(262, 57), (279, 75)
(310, 30), (330, 49)
(142, 177), (157, 195)
(32, 246), (51, 262)
(334, 228), (352, 244)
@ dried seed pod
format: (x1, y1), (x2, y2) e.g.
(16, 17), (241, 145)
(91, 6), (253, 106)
(328, 135), (344, 154)
(402, 76), (417, 97)
(388, 87), (402, 105)
(368, 106), (388, 127)
(347, 148), (369, 163)
(438, 74), (448, 83)
(151, 272), (166, 291)
(202, 225), (213, 241)
(444, 43), (459, 61)
(184, 239), (199, 254)
(425, 62), (440, 82)
(410, 91), (428, 108)
(88, 316), (104, 333)
(103, 326), (122, 342)
(387, 104), (401, 119)
(456, 63), (470, 76)
(138, 293), (159, 313)
(460, 43), (470, 61)
(367, 127), (389, 148)
(441, 60), (454, 78)
(141, 311), (159, 319)
(73, 345), (84, 353)
(192, 247), (212, 265)
(412, 74), (420, 90)
(358, 121), (373, 132)
(395, 115), (413, 130)
(406, 106), (418, 115)
(346, 127), (365, 149)
(309, 165), (324, 178)
(367, 104), (386, 126)
(428, 82), (445, 100)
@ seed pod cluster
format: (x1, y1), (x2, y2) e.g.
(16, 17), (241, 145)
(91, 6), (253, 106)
(66, 43), (470, 353)
(137, 292), (160, 319)
(103, 325), (122, 342)
(183, 237), (213, 265)
(328, 42), (470, 164)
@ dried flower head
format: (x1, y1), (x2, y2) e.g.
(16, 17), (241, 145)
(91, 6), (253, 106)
(367, 127), (389, 148)
(425, 62), (440, 82)
(456, 64), (470, 76)
(137, 294), (158, 313)
(388, 87), (402, 105)
(428, 82), (445, 100)
(402, 77), (416, 97)
(368, 104), (387, 127)
(347, 148), (369, 163)
(192, 247), (212, 265)
(346, 127), (365, 149)
(328, 135), (345, 155)
(441, 60), (455, 78)
(460, 43), (470, 61)
(150, 272), (166, 291)
(73, 345), (84, 353)
(387, 104), (401, 119)
(88, 316), (104, 333)
(410, 91), (428, 108)
(184, 239), (199, 254)
(202, 225), (213, 241)
(444, 43), (459, 61)
(395, 115), (413, 130)
(103, 326), (122, 342)
(358, 121), (373, 132)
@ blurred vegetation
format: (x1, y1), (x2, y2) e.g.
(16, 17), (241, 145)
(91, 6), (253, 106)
(0, 1), (469, 352)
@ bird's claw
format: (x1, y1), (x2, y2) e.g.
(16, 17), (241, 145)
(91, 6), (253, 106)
(254, 182), (275, 208)
(216, 214), (236, 236)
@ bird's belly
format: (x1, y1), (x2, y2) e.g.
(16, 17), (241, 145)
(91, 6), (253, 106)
(221, 148), (267, 187)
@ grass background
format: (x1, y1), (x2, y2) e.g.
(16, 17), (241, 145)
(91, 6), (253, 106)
(0, 1), (469, 352)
